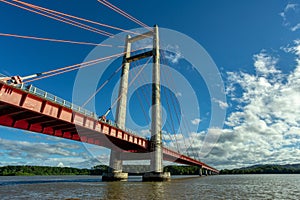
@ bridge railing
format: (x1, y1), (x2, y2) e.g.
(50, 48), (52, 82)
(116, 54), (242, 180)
(11, 82), (141, 137)
(15, 83), (98, 119)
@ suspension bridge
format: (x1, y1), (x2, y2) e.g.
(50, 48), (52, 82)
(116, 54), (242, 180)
(0, 0), (219, 181)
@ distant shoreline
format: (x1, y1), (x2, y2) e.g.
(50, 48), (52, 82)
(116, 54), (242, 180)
(0, 165), (202, 176)
(220, 164), (300, 174)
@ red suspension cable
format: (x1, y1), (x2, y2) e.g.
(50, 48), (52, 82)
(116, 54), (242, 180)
(81, 64), (123, 108)
(0, 32), (114, 47)
(24, 52), (126, 83)
(0, 0), (113, 37)
(14, 0), (141, 36)
(97, 0), (152, 31)
(110, 57), (151, 110)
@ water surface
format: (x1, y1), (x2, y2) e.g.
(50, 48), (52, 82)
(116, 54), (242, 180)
(0, 174), (299, 199)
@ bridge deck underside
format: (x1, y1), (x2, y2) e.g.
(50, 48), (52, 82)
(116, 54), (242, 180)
(0, 83), (219, 173)
(0, 102), (146, 152)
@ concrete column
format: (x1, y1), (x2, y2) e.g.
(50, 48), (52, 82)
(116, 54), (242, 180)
(115, 35), (131, 129)
(150, 24), (162, 173)
(199, 167), (203, 176)
(204, 169), (208, 176)
(102, 35), (131, 181)
(143, 25), (170, 181)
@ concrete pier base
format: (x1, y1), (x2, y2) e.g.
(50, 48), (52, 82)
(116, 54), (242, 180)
(142, 172), (171, 182)
(102, 172), (128, 181)
(199, 168), (203, 176)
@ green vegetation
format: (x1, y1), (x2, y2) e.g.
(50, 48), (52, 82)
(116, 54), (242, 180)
(4, 163), (300, 176)
(164, 165), (200, 175)
(220, 164), (300, 174)
(90, 165), (109, 175)
(0, 165), (201, 176)
(0, 165), (90, 176)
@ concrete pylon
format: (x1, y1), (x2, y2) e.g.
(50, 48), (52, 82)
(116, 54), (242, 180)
(199, 167), (203, 176)
(204, 169), (208, 176)
(142, 25), (171, 182)
(102, 35), (131, 182)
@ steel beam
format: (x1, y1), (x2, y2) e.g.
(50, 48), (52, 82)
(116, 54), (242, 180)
(128, 31), (153, 43)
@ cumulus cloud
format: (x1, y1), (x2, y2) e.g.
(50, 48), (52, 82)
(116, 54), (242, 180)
(0, 138), (80, 158)
(57, 162), (64, 167)
(0, 137), (109, 168)
(202, 42), (300, 169)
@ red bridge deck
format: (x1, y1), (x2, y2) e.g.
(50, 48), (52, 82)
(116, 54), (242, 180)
(0, 81), (219, 174)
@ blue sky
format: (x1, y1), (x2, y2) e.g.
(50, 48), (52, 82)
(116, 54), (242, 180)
(1, 0), (300, 169)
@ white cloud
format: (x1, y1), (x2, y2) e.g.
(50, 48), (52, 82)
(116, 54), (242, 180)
(164, 45), (183, 64)
(253, 52), (280, 75)
(191, 118), (201, 125)
(57, 162), (64, 167)
(291, 23), (300, 31)
(140, 129), (150, 138)
(280, 3), (300, 31)
(212, 98), (229, 109)
(204, 43), (300, 169)
(0, 137), (109, 168)
(284, 3), (298, 12)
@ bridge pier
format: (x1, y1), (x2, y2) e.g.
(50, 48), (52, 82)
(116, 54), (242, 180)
(204, 169), (208, 176)
(102, 150), (128, 181)
(199, 167), (203, 176)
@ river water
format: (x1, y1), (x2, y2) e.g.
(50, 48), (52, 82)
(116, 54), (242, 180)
(0, 174), (299, 199)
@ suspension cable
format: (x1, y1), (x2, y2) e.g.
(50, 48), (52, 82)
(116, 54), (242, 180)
(0, 0), (113, 37)
(134, 61), (179, 152)
(131, 61), (149, 125)
(135, 60), (151, 117)
(97, 0), (152, 31)
(0, 32), (115, 47)
(161, 101), (181, 152)
(130, 61), (179, 152)
(161, 53), (191, 156)
(24, 52), (126, 83)
(160, 51), (192, 156)
(109, 57), (151, 112)
(13, 0), (141, 36)
(161, 64), (189, 155)
(81, 64), (123, 108)
(161, 50), (199, 158)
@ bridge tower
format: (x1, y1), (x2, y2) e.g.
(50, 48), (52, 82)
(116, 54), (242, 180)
(102, 25), (170, 181)
(143, 25), (170, 181)
(102, 35), (131, 181)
